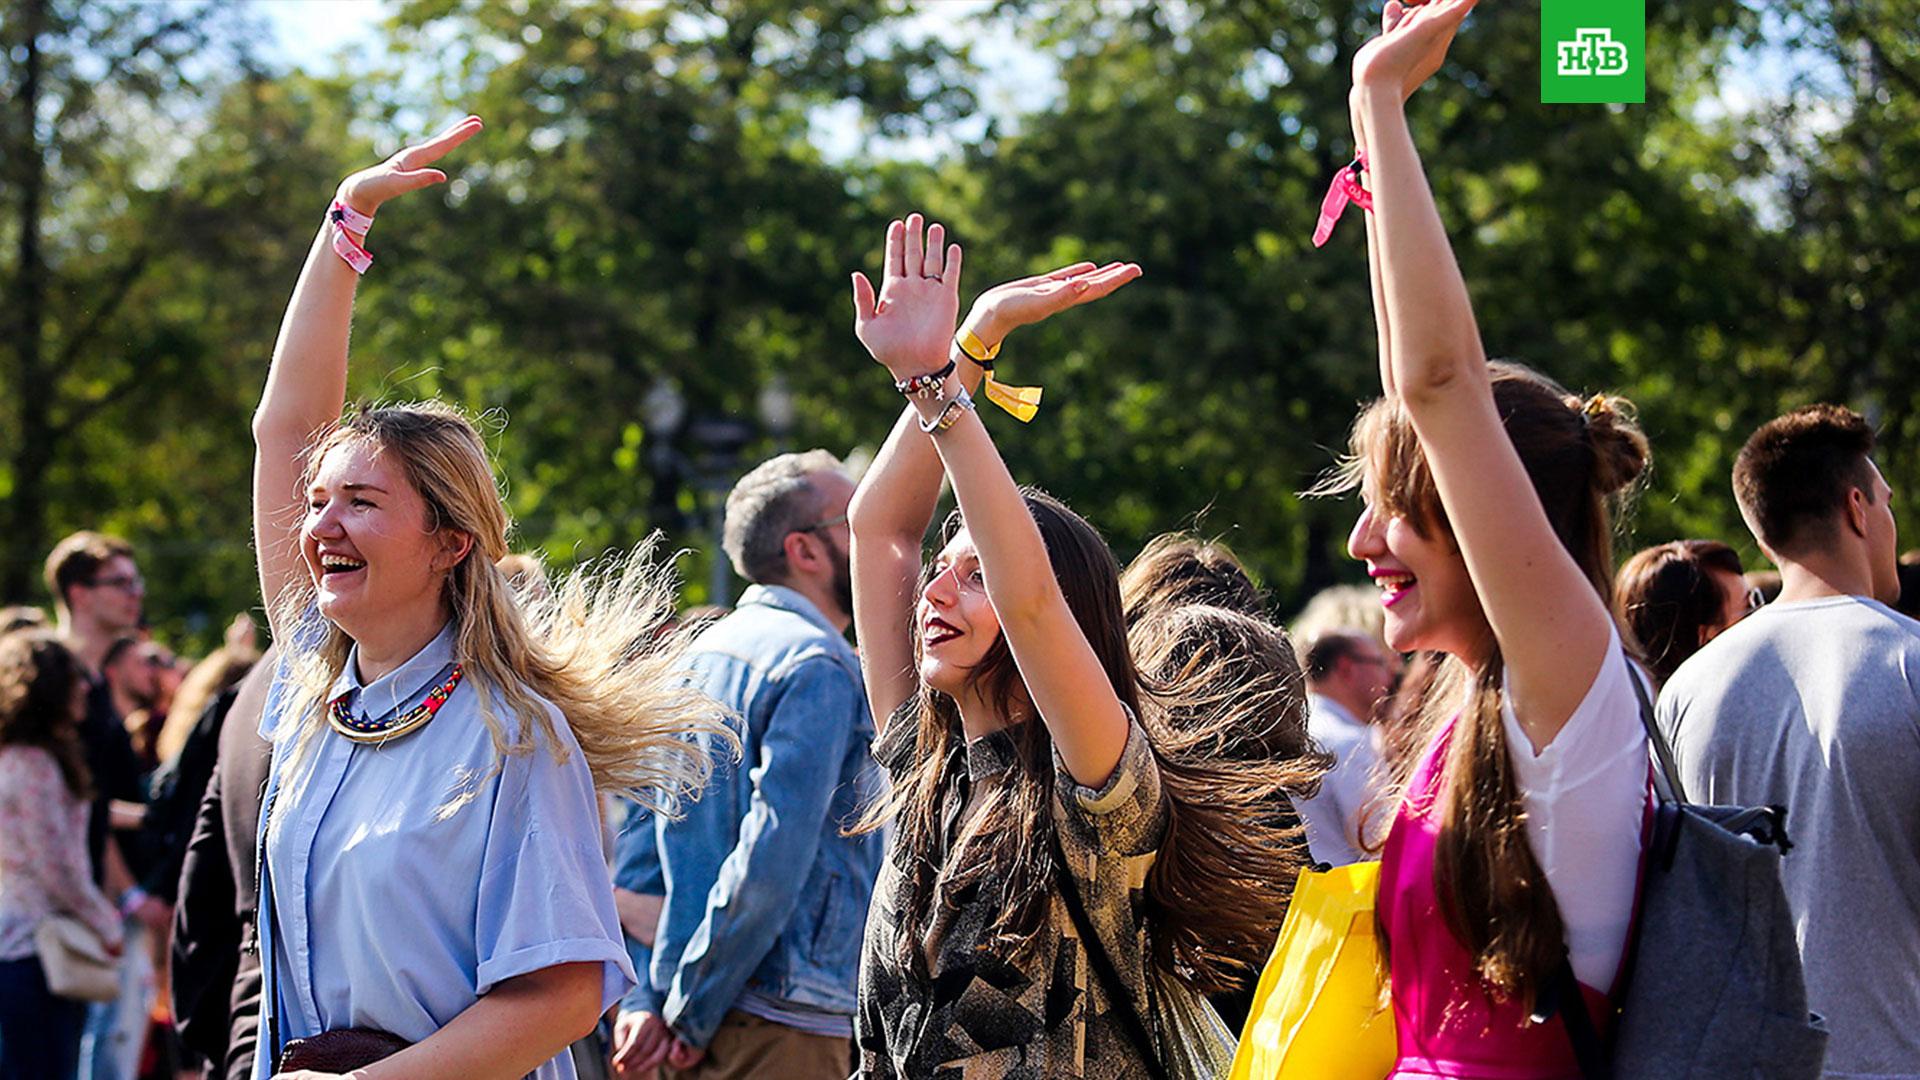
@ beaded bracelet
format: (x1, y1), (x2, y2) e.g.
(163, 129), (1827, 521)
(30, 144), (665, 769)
(895, 358), (957, 401)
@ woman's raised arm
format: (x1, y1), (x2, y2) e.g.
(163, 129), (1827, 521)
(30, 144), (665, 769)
(851, 214), (1141, 787)
(252, 116), (483, 635)
(1351, 3), (1614, 747)
(848, 221), (1139, 734)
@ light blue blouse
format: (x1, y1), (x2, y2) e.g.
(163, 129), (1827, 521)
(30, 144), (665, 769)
(253, 618), (634, 1080)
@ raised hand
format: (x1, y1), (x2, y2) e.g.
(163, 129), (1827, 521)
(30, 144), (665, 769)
(335, 115), (484, 217)
(1353, 0), (1478, 100)
(965, 261), (1143, 346)
(851, 212), (964, 380)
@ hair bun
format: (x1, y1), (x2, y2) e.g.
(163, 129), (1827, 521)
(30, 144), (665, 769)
(1573, 392), (1649, 495)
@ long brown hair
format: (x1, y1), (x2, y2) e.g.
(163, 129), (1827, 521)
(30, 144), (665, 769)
(1331, 361), (1648, 1002)
(1128, 602), (1330, 990)
(0, 630), (93, 798)
(271, 402), (724, 814)
(856, 490), (1140, 969)
(856, 493), (1325, 992)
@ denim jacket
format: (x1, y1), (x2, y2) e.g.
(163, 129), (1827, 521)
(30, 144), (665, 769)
(613, 585), (883, 1048)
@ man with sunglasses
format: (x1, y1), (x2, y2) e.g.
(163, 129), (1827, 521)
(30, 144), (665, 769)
(612, 451), (880, 1080)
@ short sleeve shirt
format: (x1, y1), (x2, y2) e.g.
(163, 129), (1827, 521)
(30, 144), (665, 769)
(254, 619), (634, 1080)
(854, 707), (1170, 1079)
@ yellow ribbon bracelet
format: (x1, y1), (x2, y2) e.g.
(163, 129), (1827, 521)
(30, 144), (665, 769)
(955, 330), (1043, 423)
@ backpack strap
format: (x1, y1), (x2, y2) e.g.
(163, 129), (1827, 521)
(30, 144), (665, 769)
(1048, 828), (1172, 1080)
(1622, 650), (1687, 805)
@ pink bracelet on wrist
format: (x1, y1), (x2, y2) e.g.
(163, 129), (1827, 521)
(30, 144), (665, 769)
(327, 200), (375, 275)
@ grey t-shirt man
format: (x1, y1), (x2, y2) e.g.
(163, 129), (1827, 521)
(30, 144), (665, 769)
(1658, 595), (1920, 1078)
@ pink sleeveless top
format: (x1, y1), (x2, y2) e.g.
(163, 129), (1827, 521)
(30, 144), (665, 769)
(1378, 720), (1614, 1079)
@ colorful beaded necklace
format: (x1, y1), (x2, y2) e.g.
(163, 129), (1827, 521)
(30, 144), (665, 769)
(328, 663), (464, 745)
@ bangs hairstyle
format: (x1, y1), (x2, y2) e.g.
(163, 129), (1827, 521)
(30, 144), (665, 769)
(271, 401), (726, 815)
(1314, 360), (1649, 1003)
(854, 489), (1140, 970)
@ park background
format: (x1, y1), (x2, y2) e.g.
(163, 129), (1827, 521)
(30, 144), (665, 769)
(2, 0), (1912, 650)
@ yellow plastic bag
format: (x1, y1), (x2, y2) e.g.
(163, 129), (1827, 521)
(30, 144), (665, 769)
(1228, 861), (1397, 1080)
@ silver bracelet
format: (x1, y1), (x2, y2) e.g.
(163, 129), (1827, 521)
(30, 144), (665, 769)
(918, 385), (977, 434)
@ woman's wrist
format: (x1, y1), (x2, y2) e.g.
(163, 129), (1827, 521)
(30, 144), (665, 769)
(959, 309), (1008, 354)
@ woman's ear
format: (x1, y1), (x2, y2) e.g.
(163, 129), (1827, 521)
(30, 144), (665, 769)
(437, 529), (476, 571)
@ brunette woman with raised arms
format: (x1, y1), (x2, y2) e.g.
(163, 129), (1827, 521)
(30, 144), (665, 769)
(252, 117), (717, 1080)
(1330, 3), (1657, 1075)
(845, 217), (1322, 1078)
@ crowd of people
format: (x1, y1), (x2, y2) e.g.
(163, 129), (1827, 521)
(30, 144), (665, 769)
(2, 4), (1915, 1079)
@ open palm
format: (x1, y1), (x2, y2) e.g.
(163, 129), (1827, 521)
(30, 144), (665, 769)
(851, 213), (964, 379)
(970, 261), (1143, 342)
(336, 115), (484, 216)
(1353, 0), (1478, 100)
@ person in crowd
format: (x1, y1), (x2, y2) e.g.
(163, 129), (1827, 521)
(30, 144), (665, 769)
(610, 451), (879, 1080)
(100, 634), (159, 742)
(1613, 540), (1755, 687)
(1745, 567), (1783, 603)
(1329, 2), (1655, 1071)
(1117, 532), (1330, 1030)
(1119, 533), (1265, 621)
(155, 615), (262, 770)
(248, 114), (721, 1080)
(0, 630), (125, 1078)
(1294, 630), (1391, 865)
(1290, 584), (1393, 664)
(846, 215), (1315, 1077)
(45, 533), (165, 1080)
(170, 649), (275, 1080)
(1, 605), (49, 633)
(1658, 405), (1920, 1075)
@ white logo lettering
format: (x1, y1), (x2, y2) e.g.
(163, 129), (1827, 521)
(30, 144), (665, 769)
(1556, 28), (1630, 77)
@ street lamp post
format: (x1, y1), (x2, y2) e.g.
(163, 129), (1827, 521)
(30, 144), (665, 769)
(640, 376), (798, 608)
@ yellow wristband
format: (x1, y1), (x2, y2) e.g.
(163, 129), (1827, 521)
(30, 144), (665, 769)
(954, 331), (1042, 422)
(956, 330), (1001, 362)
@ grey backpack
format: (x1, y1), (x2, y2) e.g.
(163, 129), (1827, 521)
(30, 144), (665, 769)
(1543, 655), (1828, 1079)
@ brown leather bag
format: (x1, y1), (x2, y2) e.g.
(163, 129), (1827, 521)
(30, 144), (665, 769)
(278, 1027), (412, 1072)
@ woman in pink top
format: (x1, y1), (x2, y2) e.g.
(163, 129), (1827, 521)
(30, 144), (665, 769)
(1330, 3), (1655, 1076)
(0, 630), (125, 1078)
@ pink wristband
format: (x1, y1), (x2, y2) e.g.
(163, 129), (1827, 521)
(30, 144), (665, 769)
(1311, 152), (1373, 249)
(326, 200), (375, 274)
(331, 229), (373, 274)
(329, 200), (375, 235)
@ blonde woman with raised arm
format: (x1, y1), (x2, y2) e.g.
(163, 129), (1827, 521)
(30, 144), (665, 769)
(251, 116), (717, 1080)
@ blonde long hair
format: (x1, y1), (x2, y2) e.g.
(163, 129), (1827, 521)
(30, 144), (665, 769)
(271, 402), (724, 813)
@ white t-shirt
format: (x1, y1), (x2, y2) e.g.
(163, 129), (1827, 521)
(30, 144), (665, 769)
(1499, 627), (1651, 989)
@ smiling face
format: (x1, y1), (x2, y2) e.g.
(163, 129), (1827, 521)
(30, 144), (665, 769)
(1347, 501), (1486, 659)
(916, 528), (1004, 696)
(302, 437), (463, 640)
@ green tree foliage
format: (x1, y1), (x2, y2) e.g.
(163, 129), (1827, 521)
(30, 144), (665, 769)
(0, 0), (1914, 651)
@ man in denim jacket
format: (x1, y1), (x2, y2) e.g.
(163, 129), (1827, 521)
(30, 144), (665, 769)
(611, 451), (882, 1080)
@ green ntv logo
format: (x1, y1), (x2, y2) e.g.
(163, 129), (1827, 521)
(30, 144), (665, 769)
(1541, 0), (1645, 104)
